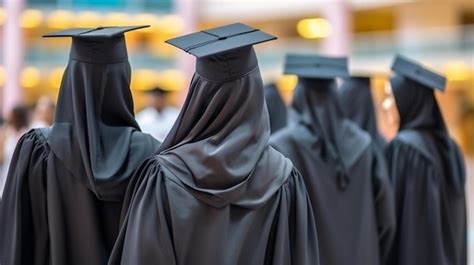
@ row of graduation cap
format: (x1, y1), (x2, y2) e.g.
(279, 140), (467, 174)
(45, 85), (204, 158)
(0, 23), (466, 265)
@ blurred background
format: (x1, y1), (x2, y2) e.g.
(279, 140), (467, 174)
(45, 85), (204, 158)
(0, 0), (473, 256)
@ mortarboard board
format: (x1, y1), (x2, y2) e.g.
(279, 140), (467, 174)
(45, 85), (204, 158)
(391, 54), (446, 91)
(43, 25), (149, 38)
(43, 26), (150, 63)
(165, 23), (276, 58)
(284, 54), (350, 79)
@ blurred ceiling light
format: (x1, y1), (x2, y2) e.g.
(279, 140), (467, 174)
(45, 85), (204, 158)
(445, 62), (471, 81)
(48, 68), (64, 89)
(21, 67), (41, 88)
(134, 13), (158, 32)
(0, 66), (5, 86)
(104, 12), (131, 26)
(47, 10), (75, 29)
(159, 15), (185, 35)
(0, 8), (6, 26)
(75, 11), (101, 28)
(276, 75), (298, 92)
(21, 9), (44, 28)
(297, 18), (332, 39)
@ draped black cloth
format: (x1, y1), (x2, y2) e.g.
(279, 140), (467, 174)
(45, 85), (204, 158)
(264, 83), (287, 133)
(109, 47), (319, 265)
(270, 78), (395, 265)
(385, 76), (466, 265)
(0, 35), (160, 265)
(339, 77), (386, 150)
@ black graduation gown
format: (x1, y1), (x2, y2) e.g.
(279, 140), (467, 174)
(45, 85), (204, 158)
(0, 35), (160, 265)
(270, 79), (395, 265)
(385, 76), (466, 265)
(338, 77), (386, 150)
(264, 83), (287, 134)
(109, 47), (319, 265)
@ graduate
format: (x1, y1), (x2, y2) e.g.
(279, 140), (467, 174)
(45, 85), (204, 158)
(385, 55), (466, 265)
(339, 76), (386, 150)
(270, 54), (395, 265)
(0, 26), (160, 265)
(109, 23), (319, 265)
(264, 83), (287, 133)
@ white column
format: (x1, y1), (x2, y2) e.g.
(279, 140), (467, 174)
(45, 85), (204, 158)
(174, 0), (198, 104)
(2, 0), (24, 118)
(321, 1), (352, 56)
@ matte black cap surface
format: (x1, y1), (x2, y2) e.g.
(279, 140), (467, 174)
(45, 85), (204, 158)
(165, 23), (276, 58)
(284, 54), (349, 79)
(391, 54), (446, 91)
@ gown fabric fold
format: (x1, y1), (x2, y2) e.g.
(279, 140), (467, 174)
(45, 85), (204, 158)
(110, 47), (319, 265)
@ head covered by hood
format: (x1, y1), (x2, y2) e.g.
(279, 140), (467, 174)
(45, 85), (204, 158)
(391, 75), (446, 132)
(156, 47), (293, 209)
(290, 77), (371, 189)
(339, 77), (379, 137)
(48, 35), (160, 201)
(391, 75), (464, 193)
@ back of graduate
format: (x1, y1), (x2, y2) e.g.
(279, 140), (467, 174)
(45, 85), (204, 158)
(386, 55), (466, 265)
(0, 26), (160, 265)
(109, 23), (319, 265)
(270, 54), (395, 265)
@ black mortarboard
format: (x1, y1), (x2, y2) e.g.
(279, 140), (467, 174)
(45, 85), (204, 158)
(391, 54), (446, 91)
(165, 23), (276, 58)
(43, 26), (149, 63)
(284, 54), (350, 79)
(43, 25), (149, 38)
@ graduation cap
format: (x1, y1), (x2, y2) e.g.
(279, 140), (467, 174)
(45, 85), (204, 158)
(43, 26), (149, 63)
(165, 23), (276, 58)
(391, 54), (446, 91)
(284, 54), (350, 79)
(43, 25), (149, 38)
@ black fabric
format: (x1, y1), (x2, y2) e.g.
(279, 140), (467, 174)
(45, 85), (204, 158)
(110, 47), (319, 265)
(264, 83), (287, 134)
(386, 75), (466, 265)
(49, 35), (160, 201)
(339, 77), (386, 150)
(270, 78), (395, 265)
(0, 36), (160, 265)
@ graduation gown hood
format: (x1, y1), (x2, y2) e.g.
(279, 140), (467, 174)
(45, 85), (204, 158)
(271, 77), (395, 265)
(386, 75), (466, 265)
(0, 33), (160, 265)
(48, 35), (160, 201)
(290, 78), (371, 188)
(110, 46), (319, 265)
(339, 77), (386, 149)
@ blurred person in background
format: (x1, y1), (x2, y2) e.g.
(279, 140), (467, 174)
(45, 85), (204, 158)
(136, 85), (180, 141)
(385, 55), (466, 265)
(339, 76), (386, 150)
(0, 104), (30, 198)
(271, 54), (395, 265)
(30, 96), (56, 129)
(264, 83), (287, 134)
